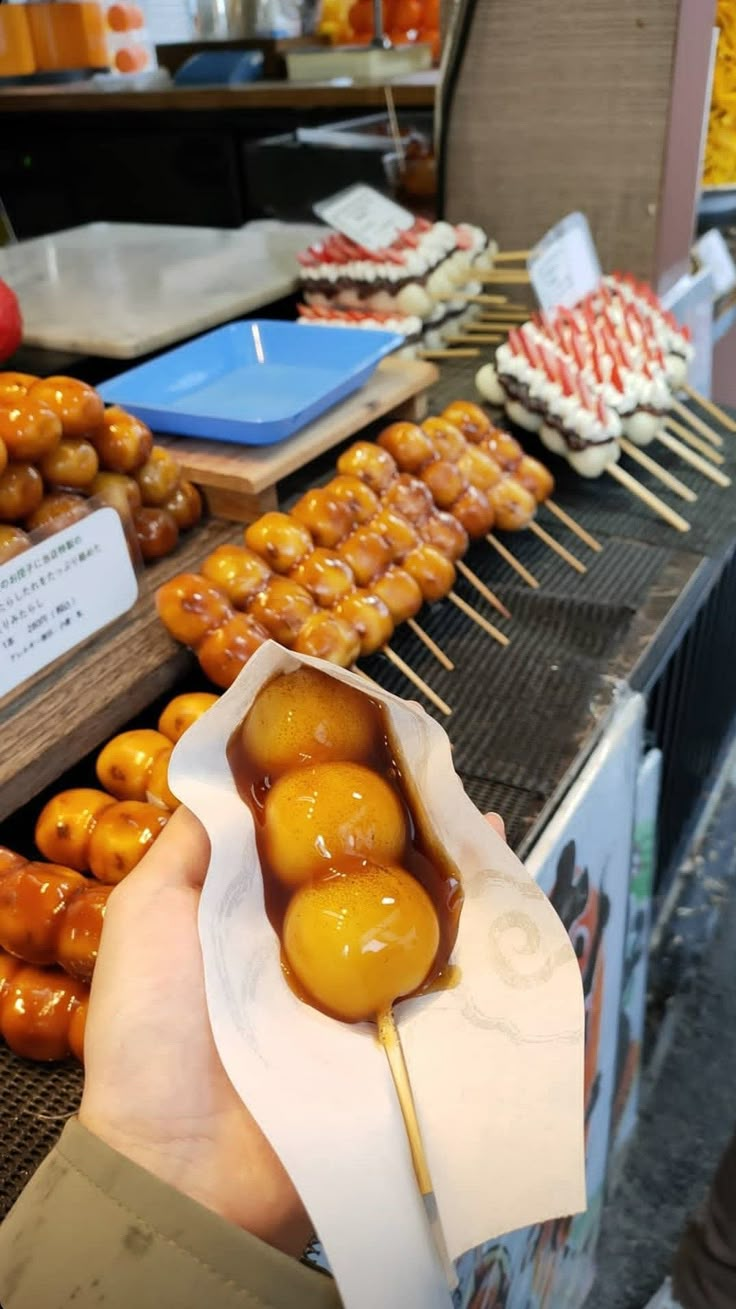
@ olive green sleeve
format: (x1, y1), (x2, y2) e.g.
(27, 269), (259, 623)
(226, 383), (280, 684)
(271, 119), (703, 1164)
(0, 1118), (342, 1309)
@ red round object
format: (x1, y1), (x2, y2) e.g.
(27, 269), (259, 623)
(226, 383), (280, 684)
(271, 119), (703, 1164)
(0, 281), (22, 364)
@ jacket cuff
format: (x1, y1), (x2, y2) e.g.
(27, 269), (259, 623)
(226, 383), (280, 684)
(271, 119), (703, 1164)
(0, 1118), (341, 1309)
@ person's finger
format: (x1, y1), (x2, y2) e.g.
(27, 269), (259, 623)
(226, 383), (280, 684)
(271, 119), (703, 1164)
(484, 811), (506, 841)
(124, 805), (211, 893)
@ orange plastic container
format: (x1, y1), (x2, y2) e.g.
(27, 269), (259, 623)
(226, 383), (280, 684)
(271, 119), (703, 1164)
(0, 8), (37, 77)
(27, 2), (108, 71)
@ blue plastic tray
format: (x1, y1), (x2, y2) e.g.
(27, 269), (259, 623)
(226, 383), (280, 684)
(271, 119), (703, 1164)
(99, 320), (402, 446)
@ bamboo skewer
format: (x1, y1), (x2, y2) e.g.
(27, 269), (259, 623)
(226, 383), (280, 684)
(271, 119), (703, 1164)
(448, 591), (510, 646)
(619, 438), (697, 503)
(440, 293), (508, 305)
(485, 533), (540, 588)
(382, 647), (452, 717)
(491, 250), (532, 262)
(544, 500), (604, 552)
(455, 560), (511, 618)
(656, 432), (732, 487)
(407, 619), (455, 672)
(444, 334), (503, 345)
(680, 380), (736, 434)
(671, 398), (724, 447)
(528, 520), (586, 573)
(419, 349), (480, 360)
(606, 463), (690, 532)
(664, 417), (726, 463)
(377, 1009), (457, 1291)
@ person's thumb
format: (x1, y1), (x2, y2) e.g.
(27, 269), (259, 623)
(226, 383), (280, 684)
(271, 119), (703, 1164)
(122, 804), (211, 894)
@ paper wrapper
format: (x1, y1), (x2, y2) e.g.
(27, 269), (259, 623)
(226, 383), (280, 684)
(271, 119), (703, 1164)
(169, 642), (585, 1309)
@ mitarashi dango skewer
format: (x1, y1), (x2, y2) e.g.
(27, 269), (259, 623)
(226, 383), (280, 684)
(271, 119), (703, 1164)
(35, 789), (169, 884)
(233, 664), (460, 1261)
(0, 946), (87, 1062)
(0, 844), (109, 982)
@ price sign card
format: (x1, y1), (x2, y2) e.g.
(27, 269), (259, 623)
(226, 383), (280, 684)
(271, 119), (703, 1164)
(693, 227), (736, 299)
(314, 184), (415, 251)
(0, 507), (138, 698)
(528, 212), (602, 310)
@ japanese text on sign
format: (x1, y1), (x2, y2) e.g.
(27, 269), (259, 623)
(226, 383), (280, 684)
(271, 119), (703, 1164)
(0, 507), (138, 697)
(528, 212), (602, 311)
(314, 184), (415, 252)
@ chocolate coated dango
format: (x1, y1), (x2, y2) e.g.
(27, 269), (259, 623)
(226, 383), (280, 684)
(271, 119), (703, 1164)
(158, 692), (218, 744)
(156, 573), (233, 647)
(244, 512), (312, 573)
(264, 762), (406, 886)
(283, 860), (440, 1022)
(35, 788), (116, 870)
(292, 612), (360, 667)
(197, 614), (269, 688)
(241, 665), (377, 778)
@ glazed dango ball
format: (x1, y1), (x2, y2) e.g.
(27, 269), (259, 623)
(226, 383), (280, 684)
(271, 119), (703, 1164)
(292, 612), (360, 666)
(442, 400), (492, 442)
(96, 729), (172, 802)
(202, 545), (271, 609)
(197, 614), (269, 688)
(241, 666), (377, 778)
(264, 761), (406, 886)
(158, 691), (218, 744)
(0, 525), (30, 564)
(88, 801), (169, 884)
(337, 441), (397, 494)
(156, 573), (233, 647)
(35, 788), (116, 870)
(0, 862), (86, 965)
(245, 512), (312, 573)
(515, 454), (555, 502)
(283, 860), (440, 1022)
(377, 422), (434, 473)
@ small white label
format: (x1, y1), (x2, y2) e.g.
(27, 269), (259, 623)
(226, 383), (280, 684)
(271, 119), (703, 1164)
(693, 227), (736, 299)
(528, 211), (602, 310)
(314, 184), (415, 252)
(662, 270), (713, 396)
(0, 507), (138, 697)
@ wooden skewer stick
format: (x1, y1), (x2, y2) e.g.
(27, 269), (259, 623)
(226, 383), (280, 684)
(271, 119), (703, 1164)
(444, 334), (503, 345)
(382, 646), (452, 716)
(377, 1008), (457, 1292)
(407, 618), (455, 671)
(606, 463), (690, 532)
(448, 590), (510, 646)
(671, 398), (724, 447)
(619, 437), (697, 503)
(419, 348), (480, 360)
(439, 293), (507, 305)
(456, 559), (511, 619)
(485, 533), (540, 588)
(680, 380), (736, 434)
(664, 417), (726, 463)
(544, 500), (604, 552)
(491, 249), (532, 262)
(656, 432), (732, 487)
(528, 520), (586, 574)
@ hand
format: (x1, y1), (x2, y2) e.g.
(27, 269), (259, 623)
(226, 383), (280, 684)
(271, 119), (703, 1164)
(79, 805), (311, 1256)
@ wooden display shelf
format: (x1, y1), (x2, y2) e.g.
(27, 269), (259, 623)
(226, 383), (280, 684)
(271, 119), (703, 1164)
(157, 356), (437, 522)
(0, 519), (235, 824)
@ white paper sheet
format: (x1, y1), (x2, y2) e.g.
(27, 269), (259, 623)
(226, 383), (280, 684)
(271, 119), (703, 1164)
(169, 643), (586, 1309)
